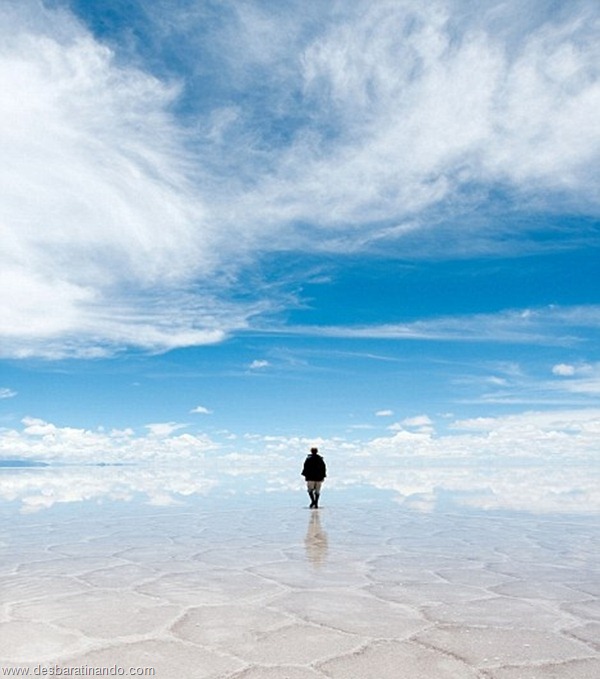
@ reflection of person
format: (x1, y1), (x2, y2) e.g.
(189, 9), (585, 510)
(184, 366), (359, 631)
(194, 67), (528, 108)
(305, 510), (328, 568)
(301, 447), (327, 508)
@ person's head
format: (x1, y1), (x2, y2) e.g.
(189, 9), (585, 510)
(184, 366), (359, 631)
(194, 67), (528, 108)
(310, 447), (318, 454)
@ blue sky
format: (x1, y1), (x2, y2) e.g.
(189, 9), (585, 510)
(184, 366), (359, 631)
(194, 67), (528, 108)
(0, 0), (599, 469)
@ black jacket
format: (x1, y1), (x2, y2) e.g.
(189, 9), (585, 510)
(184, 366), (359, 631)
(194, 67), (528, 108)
(301, 454), (327, 482)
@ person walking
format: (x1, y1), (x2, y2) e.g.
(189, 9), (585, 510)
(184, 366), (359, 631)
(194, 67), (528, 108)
(301, 447), (327, 508)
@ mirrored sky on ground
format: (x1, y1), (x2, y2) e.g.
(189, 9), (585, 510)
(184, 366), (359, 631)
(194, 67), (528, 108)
(0, 1), (599, 473)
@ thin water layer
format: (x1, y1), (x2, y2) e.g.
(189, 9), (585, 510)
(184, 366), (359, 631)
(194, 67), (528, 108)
(0, 470), (598, 678)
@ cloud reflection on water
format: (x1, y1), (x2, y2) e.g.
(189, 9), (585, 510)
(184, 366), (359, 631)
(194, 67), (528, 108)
(0, 460), (597, 516)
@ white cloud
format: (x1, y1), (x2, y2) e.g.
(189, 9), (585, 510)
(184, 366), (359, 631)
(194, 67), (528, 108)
(145, 422), (188, 438)
(249, 359), (270, 370)
(0, 1), (267, 358)
(553, 363), (576, 376)
(280, 304), (600, 345)
(388, 415), (435, 434)
(449, 359), (600, 409)
(487, 376), (509, 386)
(375, 409), (394, 417)
(236, 0), (600, 243)
(190, 405), (213, 415)
(0, 1), (598, 357)
(549, 362), (600, 395)
(246, 407), (600, 463)
(0, 387), (16, 399)
(0, 417), (217, 464)
(239, 405), (594, 459)
(401, 415), (434, 428)
(450, 408), (600, 438)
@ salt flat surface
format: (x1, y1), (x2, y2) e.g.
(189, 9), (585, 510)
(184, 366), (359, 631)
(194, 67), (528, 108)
(0, 486), (598, 678)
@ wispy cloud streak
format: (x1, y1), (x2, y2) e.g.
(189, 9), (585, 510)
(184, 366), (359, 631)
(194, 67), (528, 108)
(270, 305), (600, 345)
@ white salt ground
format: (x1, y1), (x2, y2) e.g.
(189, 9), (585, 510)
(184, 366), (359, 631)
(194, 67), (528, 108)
(0, 488), (598, 678)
